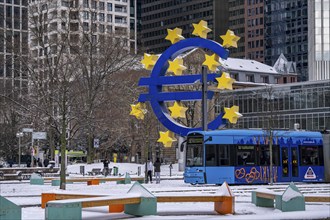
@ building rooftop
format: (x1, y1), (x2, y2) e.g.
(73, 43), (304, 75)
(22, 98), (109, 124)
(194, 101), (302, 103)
(220, 57), (280, 74)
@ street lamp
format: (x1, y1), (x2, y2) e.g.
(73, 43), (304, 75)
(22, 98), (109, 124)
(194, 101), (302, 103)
(16, 132), (24, 167)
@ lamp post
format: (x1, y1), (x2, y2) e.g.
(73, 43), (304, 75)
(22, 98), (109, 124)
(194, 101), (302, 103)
(201, 66), (208, 131)
(16, 132), (24, 167)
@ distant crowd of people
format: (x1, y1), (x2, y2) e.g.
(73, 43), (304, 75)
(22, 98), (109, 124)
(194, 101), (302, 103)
(25, 157), (50, 168)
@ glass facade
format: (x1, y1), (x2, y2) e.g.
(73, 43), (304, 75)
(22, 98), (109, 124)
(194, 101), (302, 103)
(0, 0), (28, 92)
(308, 0), (330, 81)
(215, 80), (330, 131)
(265, 0), (308, 81)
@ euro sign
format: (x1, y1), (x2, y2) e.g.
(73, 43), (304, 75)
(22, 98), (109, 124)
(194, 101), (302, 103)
(138, 38), (229, 136)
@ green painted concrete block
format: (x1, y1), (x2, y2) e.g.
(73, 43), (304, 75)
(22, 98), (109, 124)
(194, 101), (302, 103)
(255, 196), (274, 207)
(116, 180), (125, 184)
(30, 173), (44, 185)
(125, 197), (157, 216)
(51, 179), (60, 186)
(124, 173), (132, 184)
(251, 191), (256, 204)
(117, 173), (132, 184)
(46, 202), (82, 220)
(0, 196), (21, 220)
(30, 178), (44, 185)
(275, 194), (282, 210)
(281, 182), (305, 212)
(281, 196), (305, 212)
(124, 181), (157, 216)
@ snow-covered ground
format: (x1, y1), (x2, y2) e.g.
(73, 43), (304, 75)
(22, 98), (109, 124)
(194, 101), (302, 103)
(0, 162), (329, 219)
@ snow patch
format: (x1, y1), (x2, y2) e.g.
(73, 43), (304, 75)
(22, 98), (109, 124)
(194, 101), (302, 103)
(282, 187), (303, 202)
(214, 182), (232, 196)
(127, 182), (154, 198)
(30, 173), (42, 179)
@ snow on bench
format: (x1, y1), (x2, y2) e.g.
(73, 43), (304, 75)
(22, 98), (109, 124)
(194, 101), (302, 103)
(44, 181), (235, 220)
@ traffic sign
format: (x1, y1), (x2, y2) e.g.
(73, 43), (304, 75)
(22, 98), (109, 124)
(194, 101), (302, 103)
(94, 139), (99, 148)
(22, 128), (33, 133)
(32, 132), (47, 140)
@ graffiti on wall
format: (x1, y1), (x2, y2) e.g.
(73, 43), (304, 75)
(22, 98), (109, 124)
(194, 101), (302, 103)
(235, 166), (278, 183)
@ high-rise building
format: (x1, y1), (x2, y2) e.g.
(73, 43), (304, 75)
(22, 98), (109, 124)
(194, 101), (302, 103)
(140, 0), (328, 81)
(228, 0), (245, 59)
(308, 0), (330, 81)
(140, 0), (264, 62)
(244, 0), (265, 63)
(0, 0), (29, 93)
(140, 0), (229, 54)
(264, 0), (309, 81)
(28, 0), (137, 55)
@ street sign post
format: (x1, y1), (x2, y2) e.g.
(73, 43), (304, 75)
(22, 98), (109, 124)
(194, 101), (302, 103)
(94, 139), (99, 148)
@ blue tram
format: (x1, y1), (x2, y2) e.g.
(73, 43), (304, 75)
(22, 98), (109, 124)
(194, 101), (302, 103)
(184, 129), (327, 184)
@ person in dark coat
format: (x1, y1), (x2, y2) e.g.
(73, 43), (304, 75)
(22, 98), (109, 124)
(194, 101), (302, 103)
(153, 158), (161, 184)
(26, 157), (31, 167)
(37, 158), (43, 167)
(102, 157), (110, 176)
(44, 158), (49, 167)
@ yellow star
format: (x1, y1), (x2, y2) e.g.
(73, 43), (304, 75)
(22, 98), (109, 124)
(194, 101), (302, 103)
(130, 102), (147, 120)
(220, 30), (240, 48)
(192, 20), (211, 39)
(157, 131), (177, 148)
(168, 101), (188, 119)
(216, 72), (235, 90)
(165, 28), (184, 44)
(223, 105), (242, 124)
(141, 53), (159, 70)
(202, 53), (220, 72)
(168, 58), (187, 75)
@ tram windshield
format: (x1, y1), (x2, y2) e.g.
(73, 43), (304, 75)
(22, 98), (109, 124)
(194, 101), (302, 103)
(186, 136), (203, 167)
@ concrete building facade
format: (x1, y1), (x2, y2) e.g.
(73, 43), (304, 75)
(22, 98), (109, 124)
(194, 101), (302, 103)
(28, 0), (137, 55)
(0, 0), (29, 93)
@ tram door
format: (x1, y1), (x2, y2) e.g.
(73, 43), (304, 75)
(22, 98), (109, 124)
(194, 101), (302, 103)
(281, 147), (299, 182)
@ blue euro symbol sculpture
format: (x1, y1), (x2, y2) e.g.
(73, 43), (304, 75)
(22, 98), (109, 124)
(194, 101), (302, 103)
(138, 38), (229, 136)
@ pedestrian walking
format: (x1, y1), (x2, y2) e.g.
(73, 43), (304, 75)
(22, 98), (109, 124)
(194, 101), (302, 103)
(147, 159), (153, 183)
(102, 157), (110, 176)
(154, 158), (161, 184)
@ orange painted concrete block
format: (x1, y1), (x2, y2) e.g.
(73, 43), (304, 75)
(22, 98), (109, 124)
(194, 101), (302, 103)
(214, 197), (235, 215)
(109, 204), (124, 213)
(41, 193), (56, 209)
(87, 179), (100, 185)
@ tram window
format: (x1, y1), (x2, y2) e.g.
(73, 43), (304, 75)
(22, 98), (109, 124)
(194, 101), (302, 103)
(218, 145), (231, 166)
(258, 145), (270, 165)
(300, 146), (321, 166)
(237, 145), (256, 166)
(258, 145), (279, 166)
(272, 146), (280, 166)
(186, 142), (203, 167)
(206, 144), (216, 166)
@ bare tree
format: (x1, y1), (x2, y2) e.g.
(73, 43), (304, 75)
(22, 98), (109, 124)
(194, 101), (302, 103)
(70, 15), (139, 163)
